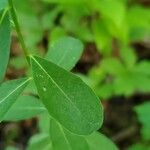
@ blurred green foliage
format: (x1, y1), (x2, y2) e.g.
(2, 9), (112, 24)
(128, 102), (150, 150)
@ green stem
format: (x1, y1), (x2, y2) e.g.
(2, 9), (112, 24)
(8, 0), (30, 63)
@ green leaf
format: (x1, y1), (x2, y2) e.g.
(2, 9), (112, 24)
(0, 78), (31, 122)
(3, 95), (46, 121)
(128, 143), (150, 150)
(46, 36), (84, 71)
(120, 47), (137, 68)
(135, 61), (150, 76)
(27, 134), (52, 150)
(134, 102), (150, 140)
(86, 132), (118, 150)
(127, 5), (150, 29)
(38, 112), (50, 133)
(113, 72), (150, 96)
(97, 0), (126, 29)
(96, 84), (114, 99)
(0, 0), (7, 10)
(50, 118), (89, 150)
(50, 27), (66, 41)
(92, 20), (112, 56)
(31, 56), (103, 135)
(0, 10), (11, 82)
(101, 58), (125, 76)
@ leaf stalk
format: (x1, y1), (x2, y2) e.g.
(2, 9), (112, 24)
(8, 0), (30, 64)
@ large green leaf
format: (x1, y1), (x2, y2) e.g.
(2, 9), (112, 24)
(31, 56), (103, 135)
(3, 95), (46, 121)
(50, 118), (89, 150)
(46, 36), (83, 71)
(0, 10), (11, 82)
(0, 78), (31, 122)
(86, 132), (118, 150)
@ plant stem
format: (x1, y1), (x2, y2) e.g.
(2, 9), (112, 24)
(8, 0), (30, 63)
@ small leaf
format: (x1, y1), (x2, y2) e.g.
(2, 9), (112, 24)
(134, 102), (150, 140)
(92, 19), (112, 56)
(120, 46), (137, 68)
(50, 118), (89, 150)
(0, 78), (31, 122)
(97, 0), (126, 29)
(3, 95), (46, 121)
(31, 56), (103, 135)
(0, 10), (11, 82)
(86, 132), (118, 150)
(101, 58), (125, 76)
(46, 36), (83, 71)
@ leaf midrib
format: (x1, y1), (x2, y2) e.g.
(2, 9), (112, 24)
(31, 56), (81, 115)
(58, 123), (73, 150)
(0, 78), (31, 105)
(57, 48), (69, 65)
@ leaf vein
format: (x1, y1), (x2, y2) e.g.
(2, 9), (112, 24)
(0, 78), (31, 105)
(31, 56), (81, 115)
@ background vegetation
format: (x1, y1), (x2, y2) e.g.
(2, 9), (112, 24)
(0, 0), (150, 149)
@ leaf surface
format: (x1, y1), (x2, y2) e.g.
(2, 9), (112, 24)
(0, 78), (31, 122)
(46, 36), (83, 71)
(86, 132), (118, 150)
(3, 95), (46, 121)
(31, 56), (103, 135)
(50, 118), (89, 150)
